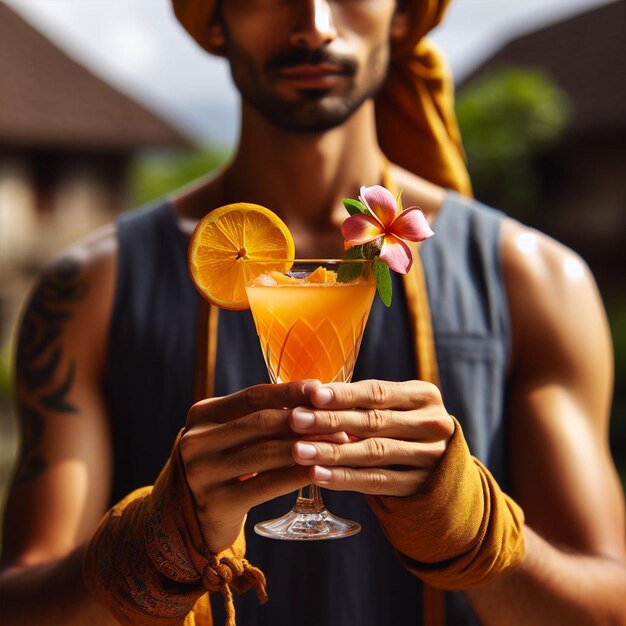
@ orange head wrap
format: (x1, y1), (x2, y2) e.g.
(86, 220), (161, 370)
(171, 0), (472, 195)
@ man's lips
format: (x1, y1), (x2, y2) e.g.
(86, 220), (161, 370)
(274, 64), (349, 87)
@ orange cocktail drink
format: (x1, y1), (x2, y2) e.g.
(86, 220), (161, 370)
(245, 263), (375, 384)
(243, 259), (375, 540)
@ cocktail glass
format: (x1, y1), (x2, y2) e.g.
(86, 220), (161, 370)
(243, 259), (376, 540)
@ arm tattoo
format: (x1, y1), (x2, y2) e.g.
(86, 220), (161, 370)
(14, 257), (89, 484)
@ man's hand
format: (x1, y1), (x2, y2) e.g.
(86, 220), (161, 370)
(291, 379), (454, 496)
(180, 378), (453, 553)
(180, 381), (314, 553)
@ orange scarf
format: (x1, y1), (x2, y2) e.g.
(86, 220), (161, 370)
(170, 0), (472, 196)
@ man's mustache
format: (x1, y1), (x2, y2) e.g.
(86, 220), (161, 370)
(266, 49), (358, 74)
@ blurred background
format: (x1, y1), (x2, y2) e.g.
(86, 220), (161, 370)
(1, 0), (624, 519)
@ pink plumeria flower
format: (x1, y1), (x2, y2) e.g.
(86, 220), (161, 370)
(341, 185), (434, 273)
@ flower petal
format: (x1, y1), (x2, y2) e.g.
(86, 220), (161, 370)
(341, 213), (384, 246)
(379, 234), (414, 274)
(388, 207), (434, 242)
(360, 185), (398, 228)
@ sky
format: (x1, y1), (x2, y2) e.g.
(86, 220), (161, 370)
(5, 0), (618, 146)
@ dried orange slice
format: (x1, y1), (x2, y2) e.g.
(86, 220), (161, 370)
(188, 203), (295, 310)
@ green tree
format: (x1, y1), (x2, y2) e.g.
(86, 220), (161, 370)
(0, 343), (11, 401)
(456, 66), (571, 216)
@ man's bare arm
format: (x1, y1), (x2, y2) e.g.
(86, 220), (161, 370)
(466, 220), (626, 624)
(0, 545), (115, 625)
(0, 230), (119, 625)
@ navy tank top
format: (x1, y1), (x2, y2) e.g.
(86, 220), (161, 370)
(105, 192), (510, 626)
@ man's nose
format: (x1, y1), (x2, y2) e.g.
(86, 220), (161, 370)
(289, 0), (338, 49)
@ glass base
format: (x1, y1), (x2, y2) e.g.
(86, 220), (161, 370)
(254, 503), (361, 541)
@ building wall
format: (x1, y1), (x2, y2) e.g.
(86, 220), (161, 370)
(0, 150), (128, 345)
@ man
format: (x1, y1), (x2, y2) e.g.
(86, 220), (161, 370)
(1, 0), (625, 624)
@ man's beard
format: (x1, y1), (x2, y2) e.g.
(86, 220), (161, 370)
(227, 45), (389, 133)
(249, 89), (371, 134)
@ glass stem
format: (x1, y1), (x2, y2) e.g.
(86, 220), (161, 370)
(294, 484), (325, 513)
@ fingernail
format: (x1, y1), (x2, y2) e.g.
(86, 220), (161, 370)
(295, 442), (317, 460)
(302, 380), (321, 394)
(292, 408), (315, 429)
(330, 431), (350, 443)
(314, 387), (333, 406)
(237, 472), (258, 482)
(314, 466), (332, 482)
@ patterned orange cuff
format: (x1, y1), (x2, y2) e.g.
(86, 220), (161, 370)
(84, 430), (266, 626)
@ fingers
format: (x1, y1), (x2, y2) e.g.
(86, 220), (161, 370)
(199, 465), (311, 526)
(181, 379), (453, 518)
(185, 408), (295, 454)
(185, 438), (296, 488)
(292, 437), (447, 469)
(290, 405), (453, 441)
(309, 465), (428, 497)
(187, 380), (317, 427)
(288, 385), (452, 496)
(308, 379), (443, 411)
(234, 465), (311, 510)
(304, 431), (350, 443)
(184, 381), (317, 457)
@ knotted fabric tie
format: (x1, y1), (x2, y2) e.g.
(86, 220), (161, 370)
(202, 556), (268, 626)
(84, 429), (267, 626)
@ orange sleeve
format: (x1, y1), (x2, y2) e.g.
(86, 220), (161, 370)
(368, 418), (525, 589)
(84, 431), (266, 626)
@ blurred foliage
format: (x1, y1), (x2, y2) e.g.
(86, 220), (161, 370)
(456, 66), (571, 216)
(0, 344), (11, 400)
(128, 146), (231, 209)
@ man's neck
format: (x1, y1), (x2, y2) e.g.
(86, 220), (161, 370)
(174, 99), (403, 256)
(224, 101), (385, 248)
(173, 98), (445, 256)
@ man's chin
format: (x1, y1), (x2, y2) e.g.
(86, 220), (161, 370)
(257, 97), (362, 134)
(271, 115), (351, 134)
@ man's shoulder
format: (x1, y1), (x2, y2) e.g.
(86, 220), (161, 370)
(53, 198), (175, 274)
(500, 217), (590, 288)
(17, 222), (119, 380)
(49, 221), (118, 285)
(502, 216), (601, 329)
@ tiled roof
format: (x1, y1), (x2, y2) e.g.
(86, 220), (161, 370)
(0, 4), (190, 151)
